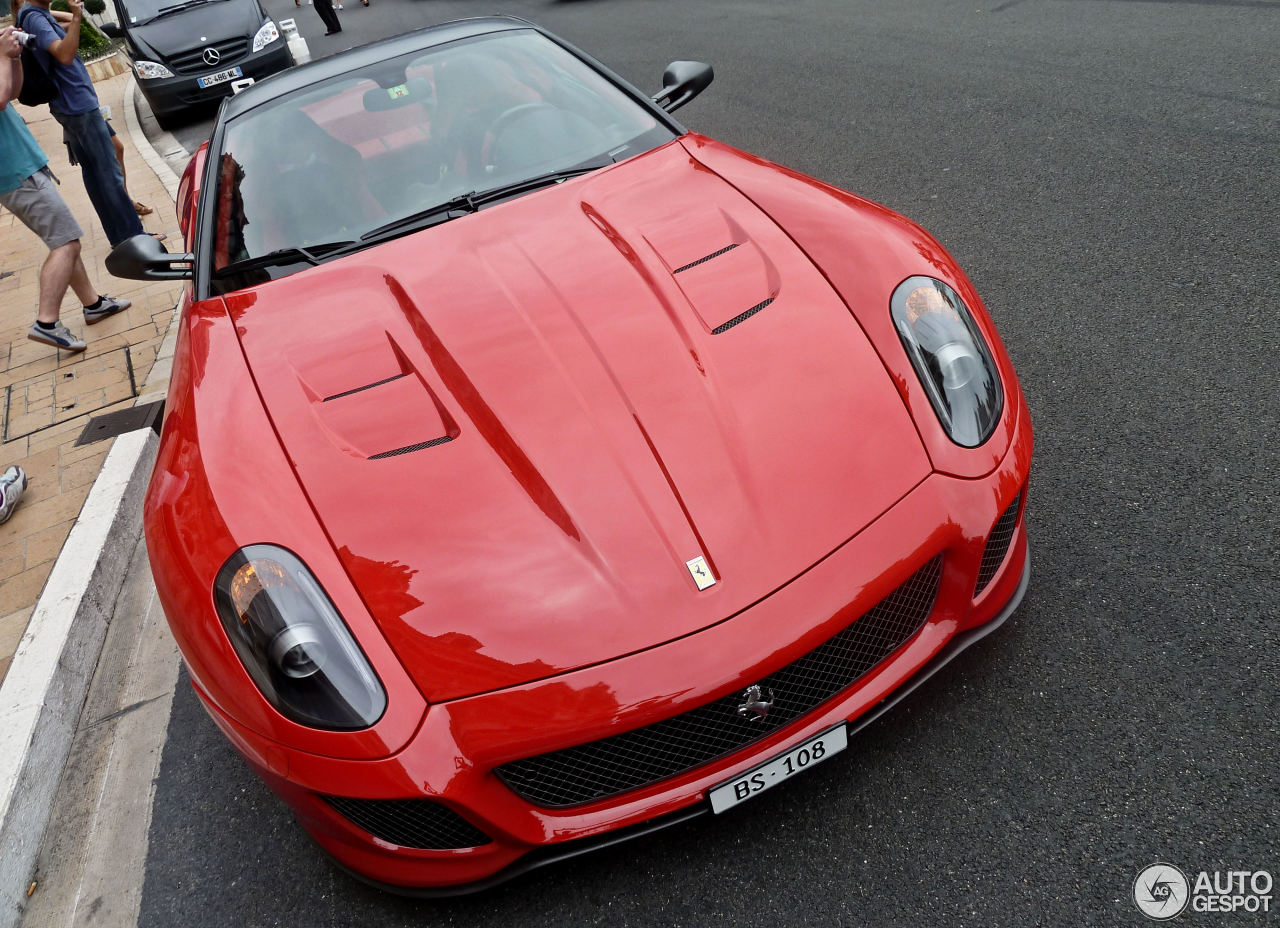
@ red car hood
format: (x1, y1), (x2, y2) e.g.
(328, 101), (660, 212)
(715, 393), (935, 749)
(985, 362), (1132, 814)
(230, 140), (931, 702)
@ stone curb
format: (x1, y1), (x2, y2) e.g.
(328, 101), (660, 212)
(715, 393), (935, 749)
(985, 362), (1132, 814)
(0, 429), (157, 928)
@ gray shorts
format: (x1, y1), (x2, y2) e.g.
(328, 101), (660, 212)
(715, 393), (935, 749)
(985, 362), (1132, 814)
(0, 167), (84, 250)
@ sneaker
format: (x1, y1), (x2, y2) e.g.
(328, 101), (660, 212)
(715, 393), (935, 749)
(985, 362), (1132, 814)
(28, 322), (86, 352)
(0, 466), (27, 524)
(84, 295), (132, 325)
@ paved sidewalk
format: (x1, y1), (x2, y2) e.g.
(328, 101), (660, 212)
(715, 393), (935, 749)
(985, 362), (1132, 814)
(0, 72), (182, 684)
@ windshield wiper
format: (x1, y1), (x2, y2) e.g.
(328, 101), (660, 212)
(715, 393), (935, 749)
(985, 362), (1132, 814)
(142, 0), (229, 21)
(358, 193), (479, 243)
(215, 240), (357, 276)
(360, 157), (614, 244)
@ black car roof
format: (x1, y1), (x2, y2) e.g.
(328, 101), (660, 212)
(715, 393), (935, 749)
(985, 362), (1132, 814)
(219, 15), (535, 120)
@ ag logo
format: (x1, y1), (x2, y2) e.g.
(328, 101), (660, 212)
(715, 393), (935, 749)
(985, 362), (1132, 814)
(1134, 863), (1190, 920)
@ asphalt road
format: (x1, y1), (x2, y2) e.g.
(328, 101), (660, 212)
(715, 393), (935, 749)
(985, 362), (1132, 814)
(134, 1), (1279, 926)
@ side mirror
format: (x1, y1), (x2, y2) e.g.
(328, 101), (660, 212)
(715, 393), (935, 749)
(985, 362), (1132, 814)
(652, 60), (714, 114)
(99, 22), (123, 38)
(106, 233), (194, 281)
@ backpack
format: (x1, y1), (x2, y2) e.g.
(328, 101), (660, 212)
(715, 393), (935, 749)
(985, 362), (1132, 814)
(16, 7), (60, 108)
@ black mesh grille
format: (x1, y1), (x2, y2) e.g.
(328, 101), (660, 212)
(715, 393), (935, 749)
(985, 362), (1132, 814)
(975, 494), (1021, 596)
(712, 298), (774, 334)
(497, 556), (943, 808)
(169, 39), (250, 74)
(324, 796), (491, 850)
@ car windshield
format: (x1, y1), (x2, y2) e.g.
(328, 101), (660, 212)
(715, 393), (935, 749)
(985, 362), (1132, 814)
(209, 30), (675, 286)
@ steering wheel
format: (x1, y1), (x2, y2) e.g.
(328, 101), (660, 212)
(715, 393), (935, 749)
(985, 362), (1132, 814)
(483, 102), (563, 172)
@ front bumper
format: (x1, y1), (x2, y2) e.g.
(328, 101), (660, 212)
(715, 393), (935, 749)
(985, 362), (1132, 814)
(194, 412), (1034, 892)
(338, 552), (1029, 898)
(135, 41), (291, 117)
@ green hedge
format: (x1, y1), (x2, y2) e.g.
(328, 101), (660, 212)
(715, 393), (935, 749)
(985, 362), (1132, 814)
(49, 0), (113, 60)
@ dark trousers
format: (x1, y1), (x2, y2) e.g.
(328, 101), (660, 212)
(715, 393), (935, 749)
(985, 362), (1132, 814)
(314, 0), (340, 33)
(53, 109), (144, 247)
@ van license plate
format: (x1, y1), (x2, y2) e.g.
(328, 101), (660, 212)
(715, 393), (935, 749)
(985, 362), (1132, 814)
(198, 67), (243, 88)
(708, 725), (847, 814)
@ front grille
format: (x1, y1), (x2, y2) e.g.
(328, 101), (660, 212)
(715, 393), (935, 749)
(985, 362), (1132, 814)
(975, 493), (1022, 596)
(169, 39), (250, 75)
(324, 796), (491, 850)
(497, 556), (943, 808)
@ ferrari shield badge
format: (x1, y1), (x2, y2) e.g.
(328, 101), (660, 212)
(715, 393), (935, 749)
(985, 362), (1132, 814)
(686, 556), (716, 590)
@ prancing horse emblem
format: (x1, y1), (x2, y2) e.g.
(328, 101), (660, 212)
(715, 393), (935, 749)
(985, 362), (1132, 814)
(736, 684), (775, 722)
(685, 555), (716, 591)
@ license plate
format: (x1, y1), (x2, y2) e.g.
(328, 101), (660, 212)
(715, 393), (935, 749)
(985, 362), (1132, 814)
(708, 725), (847, 814)
(198, 66), (243, 89)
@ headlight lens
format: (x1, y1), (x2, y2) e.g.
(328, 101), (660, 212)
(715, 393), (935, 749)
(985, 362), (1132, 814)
(134, 60), (174, 80)
(252, 20), (280, 52)
(891, 276), (1003, 447)
(213, 545), (386, 730)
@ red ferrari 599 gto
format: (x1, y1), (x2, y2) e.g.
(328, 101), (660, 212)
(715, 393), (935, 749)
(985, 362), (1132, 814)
(108, 16), (1033, 893)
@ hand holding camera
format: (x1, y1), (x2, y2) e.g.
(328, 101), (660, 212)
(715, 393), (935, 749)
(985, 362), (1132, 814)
(2, 27), (31, 57)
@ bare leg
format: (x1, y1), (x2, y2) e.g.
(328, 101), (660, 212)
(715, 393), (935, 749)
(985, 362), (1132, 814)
(37, 240), (80, 324)
(68, 255), (98, 307)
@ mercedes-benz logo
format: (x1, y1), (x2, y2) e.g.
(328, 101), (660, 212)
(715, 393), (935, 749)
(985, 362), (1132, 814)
(202, 47), (220, 66)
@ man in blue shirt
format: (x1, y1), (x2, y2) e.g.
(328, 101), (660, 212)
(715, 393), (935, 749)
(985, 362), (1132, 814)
(17, 0), (143, 246)
(1, 27), (130, 352)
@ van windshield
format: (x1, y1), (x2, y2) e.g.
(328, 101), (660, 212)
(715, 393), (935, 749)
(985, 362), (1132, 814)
(118, 0), (222, 26)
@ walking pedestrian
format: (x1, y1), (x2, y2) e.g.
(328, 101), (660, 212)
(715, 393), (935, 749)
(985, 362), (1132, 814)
(16, 0), (145, 245)
(313, 0), (341, 35)
(12, 3), (152, 214)
(1, 28), (132, 352)
(100, 103), (151, 214)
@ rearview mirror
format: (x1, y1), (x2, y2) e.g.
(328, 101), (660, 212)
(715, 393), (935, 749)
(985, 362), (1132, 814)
(653, 60), (714, 114)
(99, 22), (123, 38)
(106, 233), (194, 281)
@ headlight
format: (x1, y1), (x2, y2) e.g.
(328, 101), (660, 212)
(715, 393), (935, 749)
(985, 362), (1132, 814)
(891, 275), (1003, 447)
(252, 20), (280, 52)
(213, 545), (386, 730)
(134, 60), (174, 80)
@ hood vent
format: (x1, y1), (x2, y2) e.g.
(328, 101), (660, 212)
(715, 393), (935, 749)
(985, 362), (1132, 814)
(369, 435), (455, 460)
(638, 207), (781, 335)
(293, 331), (460, 461)
(673, 243), (740, 274)
(712, 297), (775, 335)
(323, 373), (408, 403)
